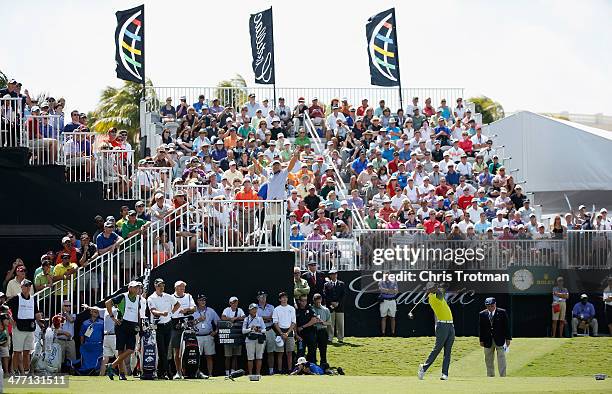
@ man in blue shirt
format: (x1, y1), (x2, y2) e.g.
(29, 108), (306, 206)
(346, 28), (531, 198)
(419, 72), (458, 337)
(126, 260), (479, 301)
(381, 141), (395, 162)
(290, 357), (325, 375)
(96, 221), (123, 254)
(193, 95), (208, 114)
(351, 152), (368, 175)
(434, 118), (451, 146)
(571, 294), (598, 336)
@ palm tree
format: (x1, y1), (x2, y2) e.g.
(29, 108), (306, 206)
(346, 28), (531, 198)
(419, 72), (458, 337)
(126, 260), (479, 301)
(468, 96), (505, 124)
(88, 79), (156, 145)
(0, 70), (7, 90)
(214, 74), (248, 109)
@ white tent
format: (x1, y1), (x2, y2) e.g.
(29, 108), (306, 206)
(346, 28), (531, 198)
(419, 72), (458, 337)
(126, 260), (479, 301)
(484, 111), (612, 214)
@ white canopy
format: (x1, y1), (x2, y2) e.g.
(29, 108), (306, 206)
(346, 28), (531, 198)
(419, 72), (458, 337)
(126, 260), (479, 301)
(484, 111), (612, 214)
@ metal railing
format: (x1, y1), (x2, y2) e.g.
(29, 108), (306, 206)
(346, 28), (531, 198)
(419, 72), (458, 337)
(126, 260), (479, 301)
(32, 203), (193, 317)
(133, 166), (174, 203)
(95, 149), (135, 200)
(145, 86), (464, 115)
(197, 199), (288, 252)
(62, 131), (96, 182)
(0, 97), (25, 148)
(566, 230), (612, 269)
(293, 239), (358, 271)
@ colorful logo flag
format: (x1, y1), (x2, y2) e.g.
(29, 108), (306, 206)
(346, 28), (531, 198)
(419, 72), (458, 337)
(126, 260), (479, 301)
(249, 7), (275, 85)
(115, 5), (145, 84)
(366, 8), (400, 87)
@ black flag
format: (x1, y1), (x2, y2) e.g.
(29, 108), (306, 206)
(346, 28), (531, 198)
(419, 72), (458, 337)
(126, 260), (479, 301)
(365, 8), (401, 87)
(115, 5), (145, 84)
(249, 7), (275, 85)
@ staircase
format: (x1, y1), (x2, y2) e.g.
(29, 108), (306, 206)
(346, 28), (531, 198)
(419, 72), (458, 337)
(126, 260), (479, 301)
(32, 203), (193, 317)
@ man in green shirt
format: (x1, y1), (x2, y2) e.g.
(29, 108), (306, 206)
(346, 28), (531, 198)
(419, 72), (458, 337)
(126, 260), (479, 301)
(418, 282), (455, 381)
(294, 128), (311, 146)
(34, 260), (53, 292)
(121, 210), (148, 278)
(293, 267), (310, 304)
(311, 293), (331, 367)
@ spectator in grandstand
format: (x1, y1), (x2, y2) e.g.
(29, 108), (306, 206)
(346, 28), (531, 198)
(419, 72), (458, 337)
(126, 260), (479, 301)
(150, 192), (173, 223)
(6, 279), (42, 374)
(6, 263), (27, 298)
(96, 220), (124, 255)
(571, 294), (598, 337)
(62, 109), (83, 133)
(26, 106), (58, 163)
(160, 97), (176, 119)
(551, 276), (569, 337)
(34, 258), (54, 291)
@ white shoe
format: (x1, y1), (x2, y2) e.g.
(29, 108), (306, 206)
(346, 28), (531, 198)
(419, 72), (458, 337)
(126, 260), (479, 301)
(173, 372), (182, 380)
(417, 364), (425, 380)
(440, 374), (448, 380)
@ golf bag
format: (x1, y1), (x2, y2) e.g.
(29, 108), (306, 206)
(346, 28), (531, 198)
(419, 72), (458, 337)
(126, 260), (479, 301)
(140, 320), (158, 380)
(179, 317), (201, 378)
(31, 327), (63, 373)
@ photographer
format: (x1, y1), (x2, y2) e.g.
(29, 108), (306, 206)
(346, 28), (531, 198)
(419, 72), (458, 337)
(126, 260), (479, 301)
(242, 303), (266, 376)
(192, 294), (219, 377)
(170, 281), (195, 379)
(146, 278), (180, 380)
(221, 296), (245, 377)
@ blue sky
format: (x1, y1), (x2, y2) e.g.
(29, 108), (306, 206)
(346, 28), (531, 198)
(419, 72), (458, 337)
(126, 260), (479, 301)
(2, 0), (611, 114)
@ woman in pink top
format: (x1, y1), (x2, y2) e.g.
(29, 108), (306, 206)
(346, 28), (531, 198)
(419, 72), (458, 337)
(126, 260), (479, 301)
(385, 213), (401, 229)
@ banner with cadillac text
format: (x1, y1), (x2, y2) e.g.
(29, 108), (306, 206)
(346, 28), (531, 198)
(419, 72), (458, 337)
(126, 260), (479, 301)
(249, 7), (275, 84)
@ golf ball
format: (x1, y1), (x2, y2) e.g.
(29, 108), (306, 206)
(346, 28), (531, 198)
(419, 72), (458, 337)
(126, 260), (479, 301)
(408, 312), (414, 319)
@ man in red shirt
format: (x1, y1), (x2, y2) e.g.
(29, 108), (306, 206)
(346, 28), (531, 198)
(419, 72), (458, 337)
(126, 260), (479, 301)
(423, 215), (441, 234)
(387, 152), (402, 174)
(458, 190), (474, 211)
(458, 131), (473, 156)
(435, 178), (452, 197)
(55, 236), (79, 264)
(292, 199), (311, 222)
(378, 198), (396, 223)
(356, 98), (369, 117)
(314, 209), (334, 233)
(308, 98), (325, 124)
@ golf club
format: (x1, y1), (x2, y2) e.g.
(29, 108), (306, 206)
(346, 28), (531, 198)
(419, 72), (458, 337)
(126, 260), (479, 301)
(409, 282), (439, 319)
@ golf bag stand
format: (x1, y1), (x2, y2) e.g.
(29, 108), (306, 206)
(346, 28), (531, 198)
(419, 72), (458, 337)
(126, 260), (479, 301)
(140, 320), (158, 380)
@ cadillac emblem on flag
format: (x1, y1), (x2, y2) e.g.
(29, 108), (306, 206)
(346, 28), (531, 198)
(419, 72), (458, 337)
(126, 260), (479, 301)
(369, 12), (397, 83)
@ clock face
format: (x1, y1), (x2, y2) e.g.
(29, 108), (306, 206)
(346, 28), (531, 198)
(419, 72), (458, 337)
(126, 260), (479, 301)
(512, 269), (534, 291)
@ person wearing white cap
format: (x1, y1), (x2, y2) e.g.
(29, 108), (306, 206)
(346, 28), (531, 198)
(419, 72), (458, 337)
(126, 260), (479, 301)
(221, 296), (245, 376)
(104, 281), (143, 380)
(150, 192), (173, 224)
(242, 303), (266, 376)
(170, 280), (195, 379)
(243, 93), (261, 118)
(223, 159), (244, 185)
(146, 278), (180, 379)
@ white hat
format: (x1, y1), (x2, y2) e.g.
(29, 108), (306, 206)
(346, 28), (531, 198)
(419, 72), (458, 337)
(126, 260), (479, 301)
(128, 280), (142, 288)
(174, 280), (186, 287)
(229, 296), (238, 303)
(296, 356), (308, 365)
(275, 336), (284, 347)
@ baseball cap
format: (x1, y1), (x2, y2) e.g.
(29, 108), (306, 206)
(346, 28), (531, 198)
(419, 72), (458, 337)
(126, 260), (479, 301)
(128, 280), (142, 288)
(248, 303), (258, 310)
(296, 357), (308, 365)
(484, 297), (496, 305)
(62, 236), (71, 244)
(174, 280), (186, 287)
(197, 294), (207, 300)
(21, 279), (32, 287)
(154, 278), (165, 285)
(580, 294), (588, 299)
(229, 296), (238, 303)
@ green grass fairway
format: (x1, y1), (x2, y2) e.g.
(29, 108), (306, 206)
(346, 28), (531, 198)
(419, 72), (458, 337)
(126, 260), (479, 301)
(5, 337), (611, 393)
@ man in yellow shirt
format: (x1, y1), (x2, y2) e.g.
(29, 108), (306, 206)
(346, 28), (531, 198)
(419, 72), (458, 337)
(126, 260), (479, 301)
(53, 253), (78, 297)
(418, 282), (455, 381)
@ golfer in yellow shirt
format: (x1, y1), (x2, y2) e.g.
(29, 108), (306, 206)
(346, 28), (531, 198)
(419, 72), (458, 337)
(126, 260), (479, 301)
(418, 282), (454, 381)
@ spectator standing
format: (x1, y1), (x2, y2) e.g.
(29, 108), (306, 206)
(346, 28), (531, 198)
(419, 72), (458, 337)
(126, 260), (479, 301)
(221, 296), (245, 377)
(96, 221), (124, 255)
(478, 297), (511, 377)
(571, 294), (598, 336)
(293, 268), (310, 305)
(302, 261), (325, 304)
(192, 294), (219, 377)
(551, 276), (569, 337)
(323, 269), (346, 344)
(6, 265), (28, 298)
(311, 293), (331, 367)
(379, 274), (399, 336)
(242, 303), (266, 376)
(56, 300), (77, 364)
(603, 277), (612, 335)
(272, 292), (296, 374)
(255, 291), (276, 375)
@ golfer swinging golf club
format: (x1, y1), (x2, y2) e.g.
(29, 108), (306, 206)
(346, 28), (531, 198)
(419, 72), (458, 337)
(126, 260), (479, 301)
(418, 282), (454, 381)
